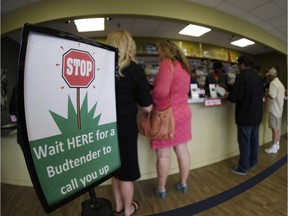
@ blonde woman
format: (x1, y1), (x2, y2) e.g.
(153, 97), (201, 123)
(152, 40), (192, 199)
(106, 30), (152, 215)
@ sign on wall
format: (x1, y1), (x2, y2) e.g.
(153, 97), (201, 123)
(17, 24), (120, 213)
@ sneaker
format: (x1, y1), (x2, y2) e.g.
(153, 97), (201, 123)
(265, 144), (278, 154)
(276, 143), (280, 151)
(250, 165), (257, 170)
(231, 166), (247, 176)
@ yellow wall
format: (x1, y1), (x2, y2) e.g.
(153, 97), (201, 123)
(132, 37), (244, 62)
(1, 0), (286, 55)
(94, 36), (247, 63)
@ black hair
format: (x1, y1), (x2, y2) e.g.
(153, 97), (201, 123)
(237, 55), (254, 67)
(213, 61), (223, 70)
(253, 64), (261, 72)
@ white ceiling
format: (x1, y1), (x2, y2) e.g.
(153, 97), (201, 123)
(1, 0), (287, 55)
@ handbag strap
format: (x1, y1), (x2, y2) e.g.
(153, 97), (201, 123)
(169, 61), (174, 105)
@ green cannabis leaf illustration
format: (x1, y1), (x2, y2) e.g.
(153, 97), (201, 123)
(49, 93), (101, 133)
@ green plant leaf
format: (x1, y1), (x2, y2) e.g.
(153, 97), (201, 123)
(49, 93), (101, 133)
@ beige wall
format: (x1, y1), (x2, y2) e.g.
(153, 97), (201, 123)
(255, 52), (287, 88)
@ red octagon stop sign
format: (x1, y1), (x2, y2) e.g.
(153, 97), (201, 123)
(62, 49), (95, 88)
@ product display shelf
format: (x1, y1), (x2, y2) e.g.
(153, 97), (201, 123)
(136, 53), (238, 92)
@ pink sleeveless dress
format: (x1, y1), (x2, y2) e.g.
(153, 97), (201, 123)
(151, 59), (192, 150)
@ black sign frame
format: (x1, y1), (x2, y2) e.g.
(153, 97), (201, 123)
(17, 24), (120, 213)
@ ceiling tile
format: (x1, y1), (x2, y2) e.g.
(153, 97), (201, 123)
(132, 19), (161, 30)
(267, 14), (287, 28)
(238, 12), (263, 24)
(225, 0), (270, 11)
(156, 22), (186, 32)
(278, 26), (287, 34)
(257, 22), (277, 31)
(185, 0), (223, 7)
(216, 2), (245, 16)
(251, 2), (284, 20)
(273, 0), (287, 12)
(132, 30), (155, 37)
(107, 18), (134, 30)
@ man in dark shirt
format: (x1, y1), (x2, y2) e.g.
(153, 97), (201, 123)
(226, 55), (263, 175)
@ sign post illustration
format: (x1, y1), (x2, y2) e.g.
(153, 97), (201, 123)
(62, 49), (95, 129)
(62, 48), (99, 206)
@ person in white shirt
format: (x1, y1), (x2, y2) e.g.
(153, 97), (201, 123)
(264, 67), (285, 154)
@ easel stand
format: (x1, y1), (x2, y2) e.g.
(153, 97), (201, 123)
(81, 189), (114, 216)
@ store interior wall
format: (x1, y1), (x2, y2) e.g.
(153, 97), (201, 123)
(255, 52), (287, 87)
(1, 0), (287, 187)
(2, 36), (287, 127)
(1, 33), (287, 185)
(1, 37), (19, 126)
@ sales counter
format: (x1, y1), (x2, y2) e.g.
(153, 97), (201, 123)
(137, 98), (285, 181)
(1, 98), (286, 186)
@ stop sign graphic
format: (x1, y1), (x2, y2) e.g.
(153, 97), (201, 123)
(62, 49), (95, 88)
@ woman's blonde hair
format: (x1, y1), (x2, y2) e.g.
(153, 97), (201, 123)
(106, 30), (136, 77)
(157, 40), (190, 74)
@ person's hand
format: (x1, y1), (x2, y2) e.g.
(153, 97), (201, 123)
(264, 90), (269, 98)
(224, 91), (229, 98)
(139, 104), (153, 113)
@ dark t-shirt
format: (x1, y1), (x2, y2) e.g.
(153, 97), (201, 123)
(228, 68), (263, 125)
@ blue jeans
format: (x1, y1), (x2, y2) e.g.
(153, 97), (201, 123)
(237, 124), (260, 172)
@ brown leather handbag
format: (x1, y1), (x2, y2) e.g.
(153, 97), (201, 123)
(138, 62), (174, 140)
(138, 106), (174, 139)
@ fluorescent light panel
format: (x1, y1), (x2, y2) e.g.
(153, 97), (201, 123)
(74, 18), (105, 32)
(179, 24), (211, 37)
(231, 38), (255, 47)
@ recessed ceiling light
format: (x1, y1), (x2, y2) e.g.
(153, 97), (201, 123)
(179, 24), (211, 37)
(74, 18), (105, 32)
(231, 38), (255, 47)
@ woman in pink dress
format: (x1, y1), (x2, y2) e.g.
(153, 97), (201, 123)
(152, 40), (192, 199)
